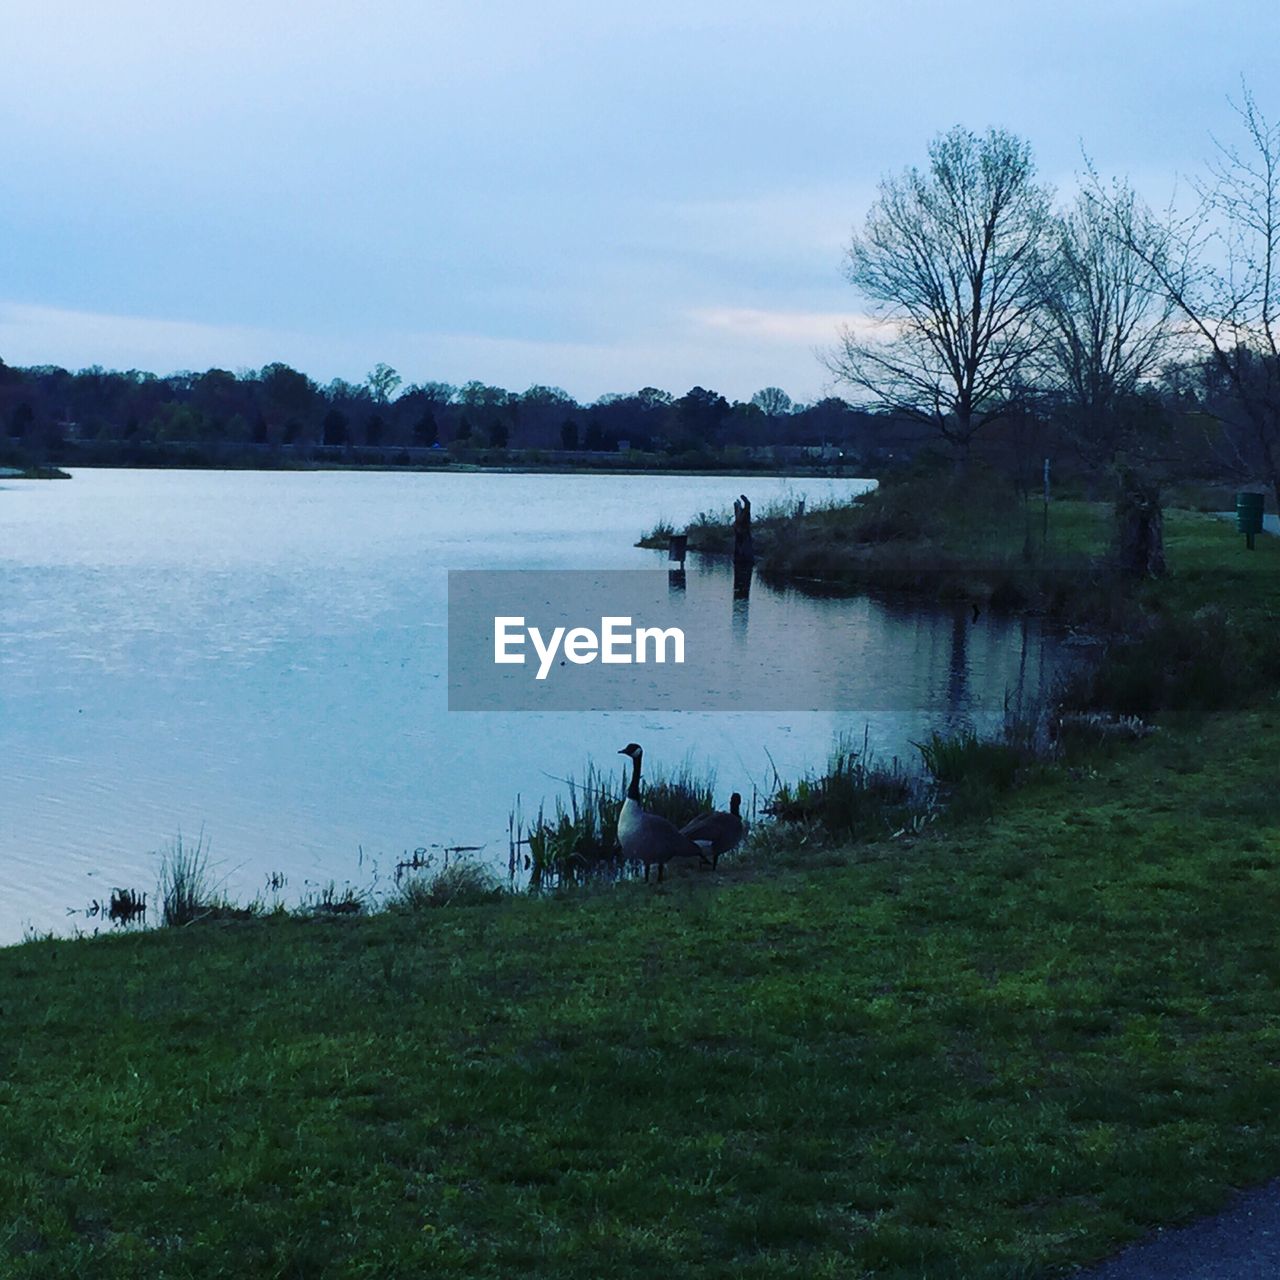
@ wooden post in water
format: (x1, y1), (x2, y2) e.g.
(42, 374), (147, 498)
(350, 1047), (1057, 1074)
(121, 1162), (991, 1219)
(733, 495), (754, 599)
(732, 495), (754, 567)
(667, 531), (688, 591)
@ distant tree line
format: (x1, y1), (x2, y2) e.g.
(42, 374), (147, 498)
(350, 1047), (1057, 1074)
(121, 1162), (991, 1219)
(0, 358), (901, 468)
(0, 343), (1246, 488)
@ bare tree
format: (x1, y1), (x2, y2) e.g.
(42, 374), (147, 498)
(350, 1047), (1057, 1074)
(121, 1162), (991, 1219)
(1040, 182), (1179, 469)
(829, 127), (1056, 463)
(749, 386), (793, 418)
(1106, 87), (1280, 513)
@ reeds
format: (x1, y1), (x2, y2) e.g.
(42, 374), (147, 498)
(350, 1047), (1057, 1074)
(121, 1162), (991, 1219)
(393, 853), (501, 909)
(157, 831), (216, 927)
(763, 731), (924, 843)
(916, 729), (1024, 792)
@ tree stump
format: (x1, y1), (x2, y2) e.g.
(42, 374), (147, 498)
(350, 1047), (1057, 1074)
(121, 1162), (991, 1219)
(1115, 468), (1165, 578)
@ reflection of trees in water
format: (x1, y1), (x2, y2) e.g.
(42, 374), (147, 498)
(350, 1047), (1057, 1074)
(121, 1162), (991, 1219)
(946, 605), (969, 719)
(1015, 615), (1031, 708)
(945, 609), (1041, 730)
(675, 557), (1064, 719)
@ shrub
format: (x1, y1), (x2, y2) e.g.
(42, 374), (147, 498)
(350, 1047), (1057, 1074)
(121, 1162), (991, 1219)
(1061, 605), (1249, 717)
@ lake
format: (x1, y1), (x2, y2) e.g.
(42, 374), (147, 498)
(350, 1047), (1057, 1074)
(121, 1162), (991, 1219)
(0, 468), (1064, 943)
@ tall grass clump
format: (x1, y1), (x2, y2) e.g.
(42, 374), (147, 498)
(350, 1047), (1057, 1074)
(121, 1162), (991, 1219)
(916, 729), (1024, 791)
(297, 881), (367, 916)
(916, 728), (1027, 822)
(393, 851), (502, 909)
(157, 831), (215, 927)
(764, 732), (923, 844)
(916, 698), (1055, 822)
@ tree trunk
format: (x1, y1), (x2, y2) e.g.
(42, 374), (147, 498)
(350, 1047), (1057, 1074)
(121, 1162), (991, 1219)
(1114, 468), (1165, 578)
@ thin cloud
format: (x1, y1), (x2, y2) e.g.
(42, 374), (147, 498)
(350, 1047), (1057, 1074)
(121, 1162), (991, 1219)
(0, 301), (836, 402)
(691, 307), (881, 345)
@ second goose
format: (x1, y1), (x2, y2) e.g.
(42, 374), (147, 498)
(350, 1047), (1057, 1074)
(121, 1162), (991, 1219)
(680, 793), (745, 870)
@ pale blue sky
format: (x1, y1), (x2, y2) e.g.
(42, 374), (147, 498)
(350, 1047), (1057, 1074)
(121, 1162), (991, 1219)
(2, 1), (1277, 401)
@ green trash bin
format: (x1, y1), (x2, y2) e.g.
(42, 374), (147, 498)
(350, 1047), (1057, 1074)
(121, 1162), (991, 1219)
(1236, 492), (1265, 548)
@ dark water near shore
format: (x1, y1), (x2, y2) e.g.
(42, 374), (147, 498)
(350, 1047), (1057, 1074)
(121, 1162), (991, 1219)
(0, 469), (1065, 943)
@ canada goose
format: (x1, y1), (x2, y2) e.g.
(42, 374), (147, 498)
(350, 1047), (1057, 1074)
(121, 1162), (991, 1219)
(680, 793), (745, 870)
(616, 743), (711, 882)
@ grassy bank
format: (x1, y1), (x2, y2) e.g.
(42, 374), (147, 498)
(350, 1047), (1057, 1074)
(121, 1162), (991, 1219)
(3, 708), (1279, 1277)
(642, 468), (1122, 614)
(2, 488), (1277, 1277)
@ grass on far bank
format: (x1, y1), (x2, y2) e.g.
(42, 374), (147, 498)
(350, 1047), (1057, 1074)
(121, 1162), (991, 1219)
(642, 465), (1118, 615)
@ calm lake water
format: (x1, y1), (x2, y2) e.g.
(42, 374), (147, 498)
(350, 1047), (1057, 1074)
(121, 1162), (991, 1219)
(0, 469), (1064, 943)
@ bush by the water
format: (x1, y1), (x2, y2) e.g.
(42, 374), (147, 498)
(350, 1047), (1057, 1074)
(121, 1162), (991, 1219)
(1061, 605), (1257, 717)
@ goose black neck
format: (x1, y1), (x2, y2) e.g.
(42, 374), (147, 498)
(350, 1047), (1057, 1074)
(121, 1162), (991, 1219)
(627, 753), (642, 800)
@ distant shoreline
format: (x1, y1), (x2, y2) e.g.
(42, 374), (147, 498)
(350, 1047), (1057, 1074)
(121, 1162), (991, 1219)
(0, 465), (71, 480)
(11, 458), (862, 480)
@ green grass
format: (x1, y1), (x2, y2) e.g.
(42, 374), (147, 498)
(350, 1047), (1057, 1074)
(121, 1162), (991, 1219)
(2, 710), (1279, 1277)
